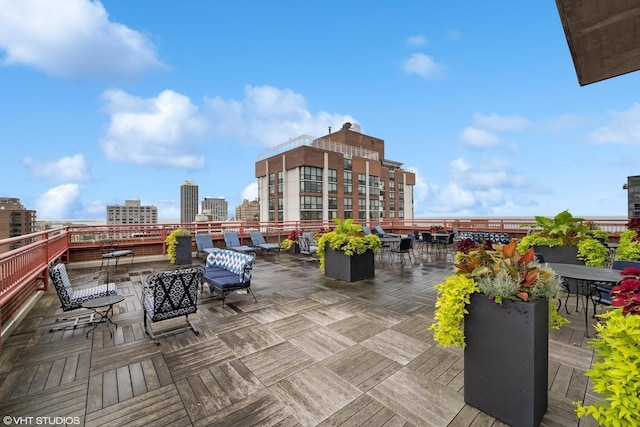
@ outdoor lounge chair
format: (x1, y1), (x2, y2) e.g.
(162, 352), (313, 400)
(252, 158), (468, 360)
(223, 231), (256, 255)
(48, 262), (118, 331)
(298, 232), (318, 256)
(195, 233), (217, 259)
(249, 230), (280, 254)
(142, 266), (203, 345)
(374, 225), (400, 238)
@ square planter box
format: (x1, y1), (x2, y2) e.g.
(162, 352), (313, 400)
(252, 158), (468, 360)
(464, 293), (548, 427)
(289, 243), (300, 254)
(324, 244), (375, 282)
(175, 236), (193, 265)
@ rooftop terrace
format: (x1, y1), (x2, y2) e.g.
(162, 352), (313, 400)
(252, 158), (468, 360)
(0, 248), (600, 426)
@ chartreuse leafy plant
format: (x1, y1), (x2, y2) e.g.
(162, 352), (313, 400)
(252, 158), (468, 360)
(616, 219), (640, 261)
(316, 218), (381, 271)
(165, 229), (192, 264)
(429, 240), (567, 348)
(576, 267), (640, 425)
(429, 274), (479, 348)
(517, 209), (609, 267)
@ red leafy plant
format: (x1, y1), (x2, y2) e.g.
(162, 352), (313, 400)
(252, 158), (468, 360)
(454, 240), (562, 304)
(611, 267), (640, 315)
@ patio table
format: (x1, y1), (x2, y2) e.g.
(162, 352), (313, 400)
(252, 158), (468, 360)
(547, 263), (621, 337)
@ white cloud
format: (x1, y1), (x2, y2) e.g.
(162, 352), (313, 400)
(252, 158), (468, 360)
(402, 53), (442, 79)
(412, 157), (537, 216)
(459, 126), (501, 147)
(590, 103), (640, 144)
(34, 183), (82, 219)
(0, 0), (165, 79)
(22, 154), (89, 181)
(471, 113), (531, 132)
(205, 85), (355, 146)
(406, 35), (427, 46)
(100, 89), (207, 168)
(241, 182), (258, 201)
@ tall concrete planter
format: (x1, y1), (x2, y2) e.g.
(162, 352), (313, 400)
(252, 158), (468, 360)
(464, 293), (549, 427)
(324, 244), (375, 282)
(175, 235), (193, 265)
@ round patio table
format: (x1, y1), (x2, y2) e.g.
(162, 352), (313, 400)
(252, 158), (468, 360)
(82, 294), (125, 338)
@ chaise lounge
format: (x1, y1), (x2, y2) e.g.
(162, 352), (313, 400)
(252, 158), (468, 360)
(203, 248), (256, 307)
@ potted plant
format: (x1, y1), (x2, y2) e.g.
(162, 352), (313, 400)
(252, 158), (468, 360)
(281, 229), (302, 253)
(615, 218), (640, 261)
(517, 210), (609, 267)
(165, 229), (192, 264)
(429, 240), (567, 427)
(576, 266), (640, 425)
(316, 218), (381, 282)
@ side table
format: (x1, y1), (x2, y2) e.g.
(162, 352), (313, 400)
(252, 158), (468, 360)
(82, 294), (125, 338)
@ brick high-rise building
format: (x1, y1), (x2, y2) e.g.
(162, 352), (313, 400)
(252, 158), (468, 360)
(106, 200), (157, 224)
(0, 197), (37, 252)
(180, 180), (199, 223)
(200, 197), (228, 221)
(235, 199), (260, 222)
(255, 123), (415, 222)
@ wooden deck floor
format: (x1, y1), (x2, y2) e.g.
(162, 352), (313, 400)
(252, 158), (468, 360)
(0, 250), (601, 426)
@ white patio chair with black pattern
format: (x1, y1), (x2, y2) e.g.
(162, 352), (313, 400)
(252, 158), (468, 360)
(142, 266), (204, 345)
(48, 263), (118, 332)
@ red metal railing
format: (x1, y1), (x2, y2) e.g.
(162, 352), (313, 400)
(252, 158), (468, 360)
(0, 217), (629, 349)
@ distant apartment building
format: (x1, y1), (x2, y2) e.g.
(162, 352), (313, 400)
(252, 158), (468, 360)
(180, 180), (199, 223)
(235, 199), (260, 222)
(0, 197), (37, 244)
(196, 197), (228, 221)
(255, 123), (415, 222)
(624, 175), (640, 218)
(106, 200), (157, 224)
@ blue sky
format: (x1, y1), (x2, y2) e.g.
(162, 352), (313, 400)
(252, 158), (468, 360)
(1, 1), (638, 221)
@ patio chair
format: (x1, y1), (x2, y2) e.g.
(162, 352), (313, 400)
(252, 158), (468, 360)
(249, 231), (280, 254)
(99, 240), (134, 270)
(391, 237), (413, 265)
(142, 266), (203, 345)
(223, 231), (256, 255)
(591, 260), (640, 316)
(374, 225), (400, 238)
(48, 263), (118, 331)
(195, 234), (217, 259)
(298, 232), (318, 256)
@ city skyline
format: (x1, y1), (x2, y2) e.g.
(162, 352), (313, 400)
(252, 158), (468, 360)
(2, 1), (639, 221)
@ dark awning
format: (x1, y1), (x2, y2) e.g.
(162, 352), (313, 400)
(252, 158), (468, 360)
(555, 0), (640, 85)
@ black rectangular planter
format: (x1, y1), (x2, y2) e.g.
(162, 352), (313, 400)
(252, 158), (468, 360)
(175, 236), (193, 265)
(324, 245), (375, 282)
(464, 293), (548, 427)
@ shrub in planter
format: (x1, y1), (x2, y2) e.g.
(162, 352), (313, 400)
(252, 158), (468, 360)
(615, 219), (640, 261)
(517, 210), (609, 267)
(316, 218), (381, 273)
(165, 229), (192, 264)
(576, 266), (640, 425)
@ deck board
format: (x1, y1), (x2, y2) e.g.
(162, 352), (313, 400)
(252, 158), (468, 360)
(0, 254), (601, 426)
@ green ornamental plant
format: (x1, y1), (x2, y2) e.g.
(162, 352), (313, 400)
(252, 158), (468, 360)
(316, 218), (381, 271)
(615, 219), (640, 261)
(165, 228), (192, 264)
(429, 240), (568, 348)
(280, 229), (302, 250)
(517, 210), (609, 267)
(576, 266), (640, 425)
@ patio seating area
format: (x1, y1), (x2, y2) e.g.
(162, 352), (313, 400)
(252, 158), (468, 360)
(0, 250), (600, 426)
